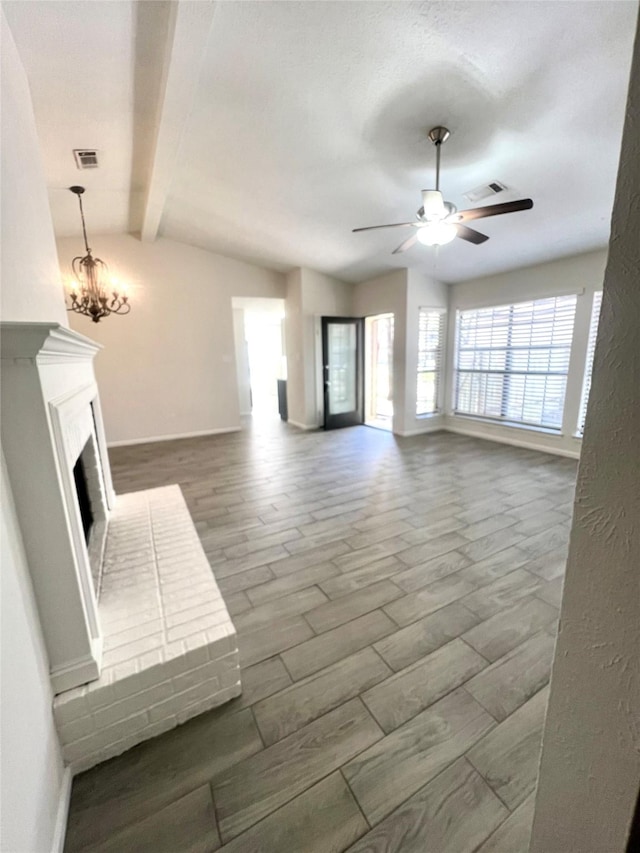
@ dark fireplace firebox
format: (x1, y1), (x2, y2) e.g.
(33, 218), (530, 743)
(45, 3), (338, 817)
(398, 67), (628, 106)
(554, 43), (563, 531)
(73, 454), (94, 543)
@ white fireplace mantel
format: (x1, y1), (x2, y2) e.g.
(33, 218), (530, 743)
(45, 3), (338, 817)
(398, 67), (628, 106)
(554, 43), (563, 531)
(1, 322), (114, 693)
(0, 321), (104, 363)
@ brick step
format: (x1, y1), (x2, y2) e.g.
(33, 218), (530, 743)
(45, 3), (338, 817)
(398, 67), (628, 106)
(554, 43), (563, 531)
(53, 485), (240, 772)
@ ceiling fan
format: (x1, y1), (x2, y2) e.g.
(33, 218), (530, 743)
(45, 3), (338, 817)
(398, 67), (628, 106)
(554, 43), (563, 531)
(352, 126), (533, 253)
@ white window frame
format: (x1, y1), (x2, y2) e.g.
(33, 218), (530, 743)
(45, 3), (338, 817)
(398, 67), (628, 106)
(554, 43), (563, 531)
(416, 307), (446, 416)
(453, 294), (578, 432)
(577, 291), (603, 436)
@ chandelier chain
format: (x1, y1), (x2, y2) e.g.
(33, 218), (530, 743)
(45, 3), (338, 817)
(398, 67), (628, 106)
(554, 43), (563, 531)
(76, 191), (91, 255)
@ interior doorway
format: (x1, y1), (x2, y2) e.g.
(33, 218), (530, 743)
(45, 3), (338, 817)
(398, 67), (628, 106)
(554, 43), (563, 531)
(232, 298), (286, 421)
(365, 313), (394, 431)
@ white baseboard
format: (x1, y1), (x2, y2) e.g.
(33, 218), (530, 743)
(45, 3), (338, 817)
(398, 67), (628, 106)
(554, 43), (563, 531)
(107, 427), (241, 448)
(444, 423), (581, 459)
(106, 420), (580, 459)
(51, 766), (72, 853)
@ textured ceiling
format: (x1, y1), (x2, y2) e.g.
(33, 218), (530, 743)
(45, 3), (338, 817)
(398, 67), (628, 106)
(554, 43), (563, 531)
(3, 0), (170, 239)
(5, 0), (639, 283)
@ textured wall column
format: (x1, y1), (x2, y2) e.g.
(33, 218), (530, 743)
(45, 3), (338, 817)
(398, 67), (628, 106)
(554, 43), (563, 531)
(530, 18), (640, 853)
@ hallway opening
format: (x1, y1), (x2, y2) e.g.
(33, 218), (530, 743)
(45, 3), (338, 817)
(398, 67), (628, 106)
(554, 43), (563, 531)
(232, 298), (286, 421)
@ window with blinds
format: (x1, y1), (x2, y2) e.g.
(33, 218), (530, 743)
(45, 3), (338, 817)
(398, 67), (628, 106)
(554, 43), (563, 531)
(416, 308), (445, 415)
(577, 291), (603, 435)
(454, 294), (577, 431)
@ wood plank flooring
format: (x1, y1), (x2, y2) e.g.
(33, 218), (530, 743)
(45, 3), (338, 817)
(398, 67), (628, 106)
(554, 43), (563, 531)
(64, 421), (576, 853)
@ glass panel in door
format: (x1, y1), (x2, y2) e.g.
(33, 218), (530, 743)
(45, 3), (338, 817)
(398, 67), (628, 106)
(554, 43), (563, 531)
(322, 317), (364, 429)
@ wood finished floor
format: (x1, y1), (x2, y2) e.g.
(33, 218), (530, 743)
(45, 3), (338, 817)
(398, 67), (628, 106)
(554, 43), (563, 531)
(64, 420), (577, 853)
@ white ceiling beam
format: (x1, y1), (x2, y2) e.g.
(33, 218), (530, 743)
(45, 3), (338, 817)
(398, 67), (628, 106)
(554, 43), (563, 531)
(140, 0), (216, 242)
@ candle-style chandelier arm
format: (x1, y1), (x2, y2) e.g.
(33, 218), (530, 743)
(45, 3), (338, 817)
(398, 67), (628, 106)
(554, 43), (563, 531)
(66, 186), (131, 323)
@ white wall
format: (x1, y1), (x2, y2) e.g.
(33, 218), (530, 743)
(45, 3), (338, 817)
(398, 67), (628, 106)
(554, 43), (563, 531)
(444, 249), (608, 457)
(59, 234), (286, 444)
(0, 15), (68, 853)
(78, 240), (605, 448)
(1, 456), (68, 853)
(531, 20), (640, 851)
(0, 15), (66, 326)
(352, 269), (406, 321)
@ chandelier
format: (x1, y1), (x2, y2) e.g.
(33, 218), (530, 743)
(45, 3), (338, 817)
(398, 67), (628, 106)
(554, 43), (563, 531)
(66, 186), (130, 323)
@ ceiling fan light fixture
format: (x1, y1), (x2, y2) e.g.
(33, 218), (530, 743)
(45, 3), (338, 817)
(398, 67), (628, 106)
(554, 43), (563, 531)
(421, 190), (446, 221)
(417, 222), (457, 246)
(352, 125), (533, 253)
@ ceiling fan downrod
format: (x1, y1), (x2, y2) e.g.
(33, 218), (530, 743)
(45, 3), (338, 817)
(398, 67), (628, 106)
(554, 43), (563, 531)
(428, 126), (451, 192)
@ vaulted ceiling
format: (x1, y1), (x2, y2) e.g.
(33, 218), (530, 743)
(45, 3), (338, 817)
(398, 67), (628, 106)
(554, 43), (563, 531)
(4, 0), (638, 283)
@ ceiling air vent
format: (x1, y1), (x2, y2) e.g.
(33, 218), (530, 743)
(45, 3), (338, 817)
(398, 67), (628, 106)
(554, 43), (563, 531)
(73, 149), (99, 170)
(463, 181), (508, 203)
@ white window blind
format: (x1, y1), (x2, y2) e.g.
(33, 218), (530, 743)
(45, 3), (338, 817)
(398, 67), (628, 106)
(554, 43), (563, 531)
(454, 294), (577, 431)
(416, 309), (445, 416)
(577, 291), (603, 435)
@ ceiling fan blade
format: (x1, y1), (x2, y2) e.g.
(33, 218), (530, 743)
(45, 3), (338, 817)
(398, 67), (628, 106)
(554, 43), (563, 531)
(452, 198), (534, 222)
(455, 224), (489, 245)
(392, 233), (418, 255)
(353, 222), (420, 233)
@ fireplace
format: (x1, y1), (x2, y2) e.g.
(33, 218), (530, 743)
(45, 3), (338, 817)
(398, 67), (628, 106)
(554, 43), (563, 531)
(2, 322), (241, 771)
(1, 322), (114, 692)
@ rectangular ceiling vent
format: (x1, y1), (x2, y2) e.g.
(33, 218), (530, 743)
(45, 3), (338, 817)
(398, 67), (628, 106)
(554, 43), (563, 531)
(463, 181), (507, 203)
(73, 149), (99, 170)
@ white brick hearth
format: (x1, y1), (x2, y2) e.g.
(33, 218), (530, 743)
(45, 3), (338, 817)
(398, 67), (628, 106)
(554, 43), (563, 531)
(53, 485), (240, 772)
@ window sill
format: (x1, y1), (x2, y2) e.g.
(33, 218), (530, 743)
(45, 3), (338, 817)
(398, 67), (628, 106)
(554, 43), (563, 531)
(416, 412), (442, 420)
(449, 413), (563, 437)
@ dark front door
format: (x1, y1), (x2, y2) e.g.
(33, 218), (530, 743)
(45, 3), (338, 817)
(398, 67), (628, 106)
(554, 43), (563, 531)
(322, 317), (364, 429)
